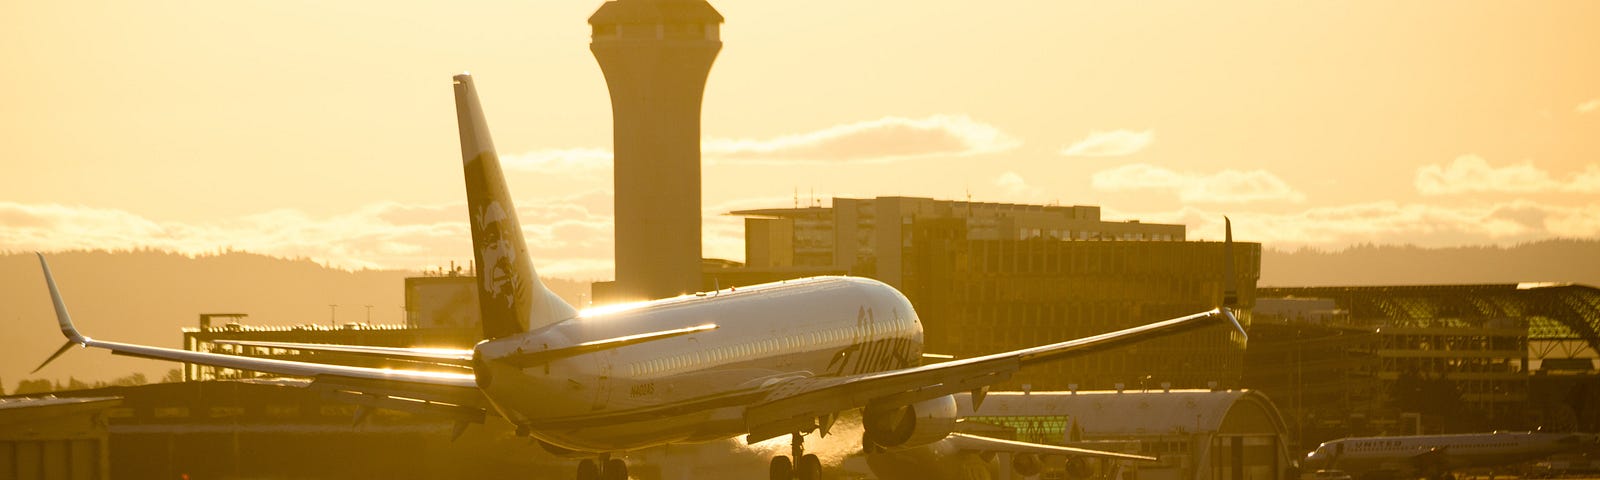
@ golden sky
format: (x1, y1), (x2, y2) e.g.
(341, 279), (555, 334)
(2, 1), (1597, 279)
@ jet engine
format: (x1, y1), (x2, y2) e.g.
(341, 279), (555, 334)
(864, 395), (959, 449)
(1010, 453), (1043, 477)
(1064, 456), (1094, 479)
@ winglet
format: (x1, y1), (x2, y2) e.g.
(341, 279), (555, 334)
(33, 253), (89, 373)
(1221, 307), (1247, 340)
(1219, 219), (1247, 341)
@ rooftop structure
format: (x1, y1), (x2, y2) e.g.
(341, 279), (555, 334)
(0, 395), (121, 480)
(732, 196), (1186, 285)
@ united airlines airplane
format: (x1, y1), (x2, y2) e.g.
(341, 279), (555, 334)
(31, 74), (1245, 480)
(1303, 432), (1600, 480)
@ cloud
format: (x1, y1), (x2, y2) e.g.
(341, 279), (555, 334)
(0, 195), (617, 280)
(0, 191), (839, 281)
(499, 148), (613, 175)
(1579, 98), (1600, 114)
(994, 171), (1029, 194)
(1059, 130), (1153, 157)
(1107, 200), (1600, 249)
(501, 115), (1020, 173)
(704, 115), (1019, 165)
(1415, 155), (1600, 195)
(1090, 164), (1306, 203)
(499, 115), (1017, 174)
(8, 193), (1598, 282)
(993, 171), (1046, 200)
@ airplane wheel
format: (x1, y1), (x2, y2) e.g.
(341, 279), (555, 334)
(797, 454), (822, 480)
(770, 455), (793, 480)
(602, 458), (628, 480)
(577, 459), (600, 480)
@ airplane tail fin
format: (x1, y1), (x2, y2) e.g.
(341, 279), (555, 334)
(452, 74), (577, 339)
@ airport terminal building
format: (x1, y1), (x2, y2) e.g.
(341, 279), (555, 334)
(1245, 283), (1600, 449)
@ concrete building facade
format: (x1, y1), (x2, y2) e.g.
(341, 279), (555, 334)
(725, 196), (1256, 392)
(910, 238), (1257, 392)
(734, 196), (1187, 284)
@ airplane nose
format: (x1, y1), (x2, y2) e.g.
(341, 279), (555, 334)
(1303, 453), (1325, 469)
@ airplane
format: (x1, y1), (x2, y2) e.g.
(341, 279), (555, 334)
(30, 73), (1246, 480)
(1302, 431), (1600, 480)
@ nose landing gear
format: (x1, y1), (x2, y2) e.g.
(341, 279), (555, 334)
(768, 432), (822, 480)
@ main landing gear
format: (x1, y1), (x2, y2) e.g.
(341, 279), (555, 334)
(769, 432), (822, 480)
(576, 454), (628, 480)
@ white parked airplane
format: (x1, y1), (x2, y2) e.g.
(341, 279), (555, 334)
(31, 73), (1245, 480)
(1302, 432), (1600, 480)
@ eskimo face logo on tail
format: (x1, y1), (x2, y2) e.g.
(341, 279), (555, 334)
(475, 200), (522, 311)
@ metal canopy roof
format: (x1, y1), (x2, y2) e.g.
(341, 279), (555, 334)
(955, 389), (1289, 437)
(1260, 284), (1600, 358)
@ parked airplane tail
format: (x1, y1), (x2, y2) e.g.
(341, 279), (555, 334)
(453, 74), (577, 339)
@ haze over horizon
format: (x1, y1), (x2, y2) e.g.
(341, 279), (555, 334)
(2, 1), (1597, 280)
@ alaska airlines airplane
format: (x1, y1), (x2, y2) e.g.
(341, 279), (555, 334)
(31, 74), (1245, 480)
(1303, 432), (1600, 480)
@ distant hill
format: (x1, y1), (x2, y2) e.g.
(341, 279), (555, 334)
(1260, 239), (1600, 287)
(0, 250), (589, 392)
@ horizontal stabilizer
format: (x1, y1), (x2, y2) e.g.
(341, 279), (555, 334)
(210, 340), (473, 366)
(496, 323), (716, 368)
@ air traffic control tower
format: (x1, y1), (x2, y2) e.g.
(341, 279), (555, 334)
(590, 0), (723, 301)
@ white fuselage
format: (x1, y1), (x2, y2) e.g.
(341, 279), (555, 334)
(1304, 432), (1597, 477)
(472, 276), (923, 453)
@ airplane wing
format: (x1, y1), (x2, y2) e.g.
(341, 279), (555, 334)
(944, 433), (1156, 462)
(31, 254), (488, 424)
(744, 306), (1242, 442)
(496, 323), (718, 368)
